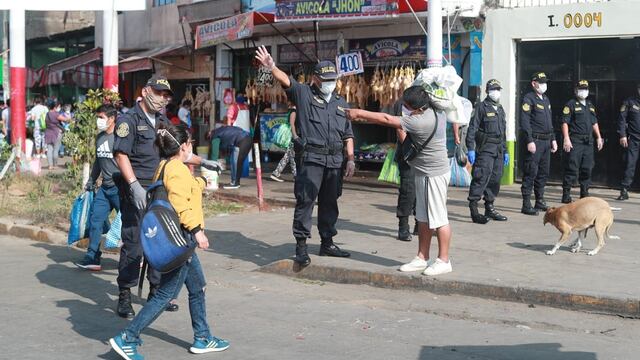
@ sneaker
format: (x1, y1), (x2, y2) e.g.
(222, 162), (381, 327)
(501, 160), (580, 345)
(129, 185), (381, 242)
(223, 182), (240, 189)
(399, 256), (432, 272)
(270, 174), (284, 182)
(109, 332), (143, 360)
(74, 256), (101, 271)
(422, 258), (452, 276)
(189, 336), (230, 354)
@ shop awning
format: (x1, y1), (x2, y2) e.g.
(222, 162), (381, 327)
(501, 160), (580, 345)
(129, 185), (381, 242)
(47, 47), (102, 73)
(119, 44), (188, 74)
(194, 11), (274, 50)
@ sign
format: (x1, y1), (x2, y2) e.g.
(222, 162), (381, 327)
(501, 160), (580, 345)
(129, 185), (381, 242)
(195, 12), (255, 49)
(546, 11), (603, 29)
(260, 112), (289, 152)
(275, 0), (398, 22)
(255, 66), (274, 86)
(278, 41), (336, 63)
(242, 0), (276, 13)
(0, 0), (145, 10)
(349, 36), (425, 62)
(336, 52), (363, 76)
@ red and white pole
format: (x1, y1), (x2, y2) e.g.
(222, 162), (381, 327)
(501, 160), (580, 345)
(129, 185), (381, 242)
(9, 8), (26, 150)
(103, 8), (119, 92)
(426, 0), (442, 68)
(253, 143), (265, 211)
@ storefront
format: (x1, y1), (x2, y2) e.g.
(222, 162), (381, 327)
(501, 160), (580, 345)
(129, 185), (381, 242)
(484, 1), (640, 188)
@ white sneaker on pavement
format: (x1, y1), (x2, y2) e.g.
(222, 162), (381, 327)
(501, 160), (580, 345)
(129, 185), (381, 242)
(422, 258), (452, 276)
(399, 256), (431, 272)
(270, 174), (284, 182)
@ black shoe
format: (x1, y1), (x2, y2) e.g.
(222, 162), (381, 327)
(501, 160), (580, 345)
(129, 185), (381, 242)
(117, 289), (135, 319)
(484, 203), (507, 221)
(561, 195), (573, 204)
(534, 199), (549, 211)
(319, 243), (351, 257)
(148, 285), (180, 312)
(521, 197), (538, 216)
(469, 201), (489, 224)
(223, 182), (240, 189)
(580, 185), (590, 198)
(397, 217), (412, 241)
(165, 302), (179, 312)
(617, 188), (629, 201)
(295, 239), (311, 266)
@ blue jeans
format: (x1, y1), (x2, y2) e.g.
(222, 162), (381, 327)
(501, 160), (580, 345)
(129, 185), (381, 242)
(87, 185), (120, 260)
(124, 252), (212, 342)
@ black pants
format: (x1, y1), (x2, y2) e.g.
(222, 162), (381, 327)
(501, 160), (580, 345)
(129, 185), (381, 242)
(521, 139), (551, 199)
(562, 138), (594, 190)
(233, 137), (253, 184)
(396, 157), (416, 218)
(468, 147), (503, 203)
(115, 177), (161, 289)
(621, 136), (640, 188)
(292, 162), (342, 240)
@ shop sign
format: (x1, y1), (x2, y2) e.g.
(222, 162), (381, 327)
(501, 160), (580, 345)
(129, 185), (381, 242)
(349, 36), (425, 61)
(278, 41), (337, 63)
(336, 52), (364, 76)
(242, 0), (276, 13)
(195, 13), (255, 49)
(275, 0), (398, 22)
(546, 11), (603, 29)
(255, 66), (275, 86)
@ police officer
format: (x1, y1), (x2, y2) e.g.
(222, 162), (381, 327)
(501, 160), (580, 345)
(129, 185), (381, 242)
(616, 83), (640, 200)
(466, 79), (509, 224)
(519, 72), (558, 216)
(560, 80), (604, 203)
(256, 46), (355, 266)
(113, 75), (221, 318)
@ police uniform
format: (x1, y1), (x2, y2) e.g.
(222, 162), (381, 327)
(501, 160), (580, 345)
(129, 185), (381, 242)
(519, 72), (555, 215)
(391, 97), (416, 240)
(617, 88), (640, 200)
(285, 61), (354, 264)
(561, 80), (598, 202)
(467, 79), (508, 223)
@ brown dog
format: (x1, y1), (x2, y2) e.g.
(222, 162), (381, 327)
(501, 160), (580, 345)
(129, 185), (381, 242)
(543, 197), (619, 256)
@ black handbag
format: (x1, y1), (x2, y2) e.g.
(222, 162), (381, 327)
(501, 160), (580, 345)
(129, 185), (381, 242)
(401, 109), (439, 163)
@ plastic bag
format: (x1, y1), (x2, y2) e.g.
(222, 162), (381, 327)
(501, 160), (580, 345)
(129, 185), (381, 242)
(274, 123), (292, 149)
(449, 157), (471, 187)
(378, 149), (401, 185)
(104, 212), (122, 249)
(67, 191), (94, 245)
(454, 144), (467, 167)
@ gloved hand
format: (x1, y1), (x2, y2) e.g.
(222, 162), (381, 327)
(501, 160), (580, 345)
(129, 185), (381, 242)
(467, 150), (476, 165)
(503, 153), (510, 166)
(129, 180), (147, 210)
(201, 159), (224, 174)
(84, 182), (95, 192)
(345, 160), (356, 177)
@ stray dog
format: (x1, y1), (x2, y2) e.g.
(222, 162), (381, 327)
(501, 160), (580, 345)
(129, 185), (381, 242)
(543, 197), (619, 256)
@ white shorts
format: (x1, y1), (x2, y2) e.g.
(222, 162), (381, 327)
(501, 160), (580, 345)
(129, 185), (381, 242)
(415, 172), (450, 229)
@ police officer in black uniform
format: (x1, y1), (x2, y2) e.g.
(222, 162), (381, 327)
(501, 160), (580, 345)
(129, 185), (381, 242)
(560, 80), (604, 203)
(519, 72), (558, 216)
(256, 46), (355, 266)
(466, 79), (509, 224)
(616, 83), (640, 200)
(113, 75), (221, 318)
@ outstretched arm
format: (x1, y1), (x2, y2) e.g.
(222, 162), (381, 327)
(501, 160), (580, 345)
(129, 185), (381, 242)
(345, 109), (402, 129)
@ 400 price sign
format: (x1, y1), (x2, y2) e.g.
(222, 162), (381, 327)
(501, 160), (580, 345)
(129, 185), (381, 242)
(336, 52), (364, 76)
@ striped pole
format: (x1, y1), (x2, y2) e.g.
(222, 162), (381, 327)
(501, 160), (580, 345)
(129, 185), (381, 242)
(103, 8), (119, 92)
(426, 0), (442, 68)
(9, 8), (26, 151)
(253, 143), (265, 211)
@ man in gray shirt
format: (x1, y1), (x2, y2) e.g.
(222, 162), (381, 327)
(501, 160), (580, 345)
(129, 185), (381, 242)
(75, 104), (121, 271)
(346, 86), (453, 276)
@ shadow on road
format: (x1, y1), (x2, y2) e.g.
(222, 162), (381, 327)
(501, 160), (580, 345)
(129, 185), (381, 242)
(419, 343), (597, 360)
(507, 242), (554, 254)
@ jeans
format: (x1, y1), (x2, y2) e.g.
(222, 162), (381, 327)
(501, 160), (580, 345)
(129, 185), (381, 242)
(229, 137), (252, 184)
(46, 135), (62, 167)
(87, 185), (120, 260)
(124, 252), (212, 343)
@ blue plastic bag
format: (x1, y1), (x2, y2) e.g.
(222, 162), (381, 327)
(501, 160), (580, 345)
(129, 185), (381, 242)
(449, 157), (471, 187)
(67, 191), (94, 245)
(104, 212), (122, 249)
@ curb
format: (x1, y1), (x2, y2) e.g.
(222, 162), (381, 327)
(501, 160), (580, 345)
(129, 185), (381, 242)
(258, 259), (640, 318)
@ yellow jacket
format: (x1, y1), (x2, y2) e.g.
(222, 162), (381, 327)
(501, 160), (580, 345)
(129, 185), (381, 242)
(153, 159), (206, 234)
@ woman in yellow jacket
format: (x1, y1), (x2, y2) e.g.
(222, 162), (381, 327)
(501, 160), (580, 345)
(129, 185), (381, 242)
(110, 123), (229, 360)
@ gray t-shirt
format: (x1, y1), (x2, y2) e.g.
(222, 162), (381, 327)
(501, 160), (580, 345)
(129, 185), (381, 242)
(400, 109), (450, 177)
(95, 131), (120, 187)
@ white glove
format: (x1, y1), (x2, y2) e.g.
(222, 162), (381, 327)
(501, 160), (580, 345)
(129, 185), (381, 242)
(201, 159), (224, 174)
(345, 160), (356, 178)
(129, 180), (147, 210)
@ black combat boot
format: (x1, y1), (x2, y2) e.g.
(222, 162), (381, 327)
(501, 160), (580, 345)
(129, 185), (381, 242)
(485, 202), (507, 221)
(617, 187), (629, 201)
(580, 184), (590, 198)
(397, 217), (412, 241)
(521, 196), (538, 216)
(117, 288), (135, 319)
(148, 284), (179, 312)
(319, 238), (351, 257)
(561, 188), (573, 204)
(469, 201), (489, 224)
(534, 197), (549, 211)
(294, 238), (311, 266)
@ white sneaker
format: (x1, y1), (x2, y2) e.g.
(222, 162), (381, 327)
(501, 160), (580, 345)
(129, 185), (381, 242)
(270, 174), (284, 182)
(399, 257), (430, 272)
(422, 258), (452, 276)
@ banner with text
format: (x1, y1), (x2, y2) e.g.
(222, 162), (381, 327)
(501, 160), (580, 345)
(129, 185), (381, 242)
(275, 0), (398, 21)
(195, 12), (255, 49)
(349, 36), (425, 62)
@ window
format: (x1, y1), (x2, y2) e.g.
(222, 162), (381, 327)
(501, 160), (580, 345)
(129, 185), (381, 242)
(153, 0), (176, 6)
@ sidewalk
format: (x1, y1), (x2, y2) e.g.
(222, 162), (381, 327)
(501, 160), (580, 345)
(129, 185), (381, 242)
(206, 171), (640, 317)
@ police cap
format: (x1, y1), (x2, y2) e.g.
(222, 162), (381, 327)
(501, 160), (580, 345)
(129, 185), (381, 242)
(314, 61), (338, 80)
(576, 79), (589, 89)
(146, 75), (174, 96)
(486, 79), (502, 91)
(531, 72), (548, 83)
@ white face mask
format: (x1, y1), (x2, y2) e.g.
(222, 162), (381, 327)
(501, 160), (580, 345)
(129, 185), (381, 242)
(535, 83), (547, 95)
(488, 90), (501, 102)
(319, 81), (337, 98)
(96, 117), (108, 131)
(576, 89), (589, 100)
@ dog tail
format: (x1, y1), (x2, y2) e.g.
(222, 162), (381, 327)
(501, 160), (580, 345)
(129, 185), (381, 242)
(605, 223), (621, 240)
(610, 207), (622, 211)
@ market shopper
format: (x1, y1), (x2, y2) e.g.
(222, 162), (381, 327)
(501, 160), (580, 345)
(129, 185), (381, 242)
(560, 80), (604, 203)
(256, 46), (355, 266)
(29, 97), (48, 159)
(109, 123), (230, 360)
(226, 94), (251, 132)
(466, 79), (508, 224)
(616, 83), (640, 200)
(210, 125), (252, 189)
(270, 103), (298, 182)
(178, 100), (192, 129)
(44, 101), (70, 170)
(519, 72), (558, 216)
(74, 105), (121, 271)
(346, 86), (452, 276)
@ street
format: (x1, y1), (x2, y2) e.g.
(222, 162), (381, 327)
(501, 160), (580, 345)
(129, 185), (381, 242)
(1, 235), (638, 360)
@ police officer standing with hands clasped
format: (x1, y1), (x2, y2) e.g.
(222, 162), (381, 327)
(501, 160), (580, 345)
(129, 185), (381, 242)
(560, 80), (604, 203)
(466, 79), (509, 224)
(616, 83), (640, 200)
(255, 46), (355, 267)
(520, 72), (558, 216)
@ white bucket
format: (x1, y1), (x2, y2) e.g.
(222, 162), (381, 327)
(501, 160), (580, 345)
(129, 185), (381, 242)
(200, 166), (219, 191)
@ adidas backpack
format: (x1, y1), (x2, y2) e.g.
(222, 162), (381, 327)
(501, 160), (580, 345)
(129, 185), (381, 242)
(140, 160), (196, 273)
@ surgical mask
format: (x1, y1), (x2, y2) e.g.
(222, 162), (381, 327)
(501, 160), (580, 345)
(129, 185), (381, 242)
(319, 81), (337, 97)
(488, 90), (501, 102)
(96, 117), (108, 131)
(536, 83), (547, 95)
(576, 89), (589, 100)
(143, 90), (169, 113)
(401, 105), (413, 117)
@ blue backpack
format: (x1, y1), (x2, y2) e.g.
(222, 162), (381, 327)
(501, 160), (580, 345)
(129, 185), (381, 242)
(140, 160), (197, 273)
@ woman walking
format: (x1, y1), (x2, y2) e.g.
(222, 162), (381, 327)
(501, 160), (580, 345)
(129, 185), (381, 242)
(110, 123), (229, 359)
(44, 101), (69, 170)
(270, 103), (298, 182)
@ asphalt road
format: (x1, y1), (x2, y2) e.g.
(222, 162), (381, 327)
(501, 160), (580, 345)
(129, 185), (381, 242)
(1, 235), (638, 360)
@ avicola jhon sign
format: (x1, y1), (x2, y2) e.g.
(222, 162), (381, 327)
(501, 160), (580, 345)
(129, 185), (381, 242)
(275, 0), (398, 21)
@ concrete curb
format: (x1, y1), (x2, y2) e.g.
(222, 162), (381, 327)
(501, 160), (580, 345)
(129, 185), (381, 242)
(258, 259), (640, 318)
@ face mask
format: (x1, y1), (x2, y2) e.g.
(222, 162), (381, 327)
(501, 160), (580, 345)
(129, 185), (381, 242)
(576, 89), (589, 100)
(96, 117), (108, 131)
(143, 89), (169, 113)
(488, 90), (501, 102)
(401, 105), (413, 117)
(535, 83), (547, 95)
(319, 81), (337, 97)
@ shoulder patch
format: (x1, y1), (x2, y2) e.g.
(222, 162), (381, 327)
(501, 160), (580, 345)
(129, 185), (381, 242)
(563, 106), (570, 115)
(620, 104), (627, 112)
(522, 103), (531, 112)
(116, 122), (130, 138)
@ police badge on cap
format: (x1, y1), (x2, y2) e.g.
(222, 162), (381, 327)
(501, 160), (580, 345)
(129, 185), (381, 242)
(486, 79), (502, 91)
(576, 79), (589, 89)
(531, 72), (548, 83)
(146, 75), (174, 96)
(313, 61), (338, 80)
